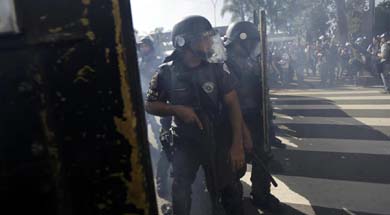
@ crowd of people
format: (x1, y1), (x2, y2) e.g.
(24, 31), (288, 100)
(267, 33), (390, 92)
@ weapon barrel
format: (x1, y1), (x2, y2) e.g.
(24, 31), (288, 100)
(252, 153), (278, 187)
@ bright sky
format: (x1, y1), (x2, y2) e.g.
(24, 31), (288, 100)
(130, 0), (385, 35)
(130, 0), (232, 35)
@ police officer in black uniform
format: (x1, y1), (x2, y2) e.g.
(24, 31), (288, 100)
(224, 21), (282, 212)
(145, 16), (245, 215)
(138, 36), (172, 198)
(138, 36), (162, 91)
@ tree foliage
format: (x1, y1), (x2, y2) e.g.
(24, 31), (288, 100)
(221, 0), (388, 42)
(345, 0), (368, 38)
(375, 0), (390, 35)
(221, 0), (304, 33)
(221, 0), (331, 36)
(221, 0), (252, 22)
(305, 2), (332, 41)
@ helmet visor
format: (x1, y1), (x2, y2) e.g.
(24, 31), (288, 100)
(249, 41), (261, 61)
(192, 30), (227, 63)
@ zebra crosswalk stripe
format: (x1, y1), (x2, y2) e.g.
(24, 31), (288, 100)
(271, 90), (382, 95)
(274, 104), (390, 110)
(260, 88), (390, 214)
(274, 117), (390, 126)
(272, 96), (390, 101)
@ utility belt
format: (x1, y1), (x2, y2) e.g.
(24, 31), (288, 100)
(159, 127), (173, 162)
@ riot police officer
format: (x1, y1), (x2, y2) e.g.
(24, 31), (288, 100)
(145, 16), (245, 215)
(138, 36), (162, 92)
(138, 36), (171, 198)
(224, 21), (282, 212)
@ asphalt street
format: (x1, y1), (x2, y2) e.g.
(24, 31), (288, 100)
(148, 83), (390, 215)
(242, 86), (390, 215)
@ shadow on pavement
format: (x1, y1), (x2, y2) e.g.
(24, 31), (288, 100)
(269, 94), (390, 214)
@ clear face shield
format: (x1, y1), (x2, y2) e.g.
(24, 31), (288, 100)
(235, 39), (261, 73)
(191, 30), (227, 63)
(249, 42), (261, 61)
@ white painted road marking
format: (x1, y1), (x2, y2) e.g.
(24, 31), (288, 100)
(272, 90), (382, 96)
(275, 137), (390, 155)
(274, 117), (390, 126)
(274, 104), (390, 110)
(271, 96), (390, 101)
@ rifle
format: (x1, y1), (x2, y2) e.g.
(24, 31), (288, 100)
(197, 110), (226, 215)
(192, 73), (225, 215)
(250, 152), (278, 187)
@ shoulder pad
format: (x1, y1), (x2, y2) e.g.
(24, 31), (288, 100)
(158, 61), (173, 68)
(157, 61), (174, 76)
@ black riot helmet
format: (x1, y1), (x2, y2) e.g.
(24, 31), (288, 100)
(172, 15), (213, 48)
(137, 35), (155, 57)
(225, 21), (261, 59)
(224, 21), (260, 47)
(139, 36), (155, 49)
(170, 15), (226, 63)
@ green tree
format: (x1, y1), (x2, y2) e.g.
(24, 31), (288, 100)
(290, 0), (333, 42)
(221, 0), (304, 33)
(345, 0), (368, 38)
(374, 0), (390, 35)
(220, 0), (357, 43)
(335, 0), (349, 44)
(302, 0), (330, 41)
(221, 0), (252, 21)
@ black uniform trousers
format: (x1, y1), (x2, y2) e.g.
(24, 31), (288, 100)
(171, 134), (214, 215)
(156, 117), (172, 198)
(171, 129), (243, 215)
